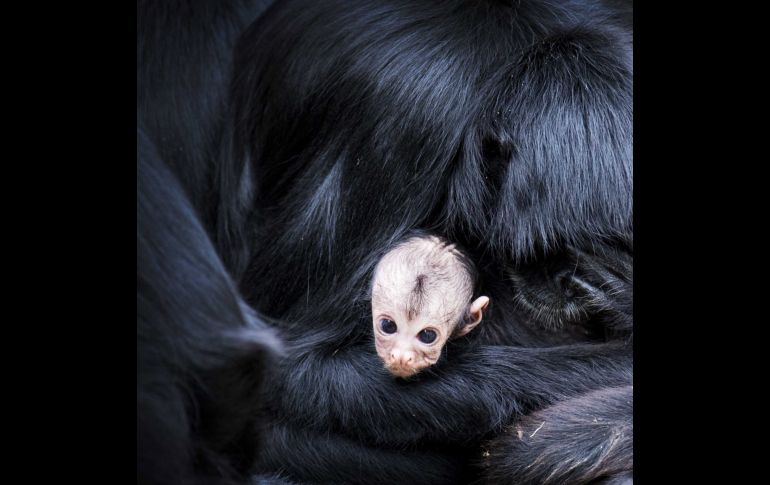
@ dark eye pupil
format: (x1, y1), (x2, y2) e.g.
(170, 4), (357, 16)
(380, 319), (397, 334)
(418, 329), (437, 344)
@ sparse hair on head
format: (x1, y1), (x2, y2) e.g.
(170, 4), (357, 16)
(373, 234), (479, 332)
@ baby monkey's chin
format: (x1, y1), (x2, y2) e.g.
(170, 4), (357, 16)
(385, 366), (425, 377)
(384, 363), (429, 378)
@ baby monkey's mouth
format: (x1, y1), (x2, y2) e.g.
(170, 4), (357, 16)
(386, 357), (443, 377)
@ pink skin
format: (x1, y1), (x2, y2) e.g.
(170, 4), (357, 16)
(370, 235), (490, 377)
(372, 296), (489, 377)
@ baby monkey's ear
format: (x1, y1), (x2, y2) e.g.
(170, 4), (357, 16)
(455, 296), (490, 337)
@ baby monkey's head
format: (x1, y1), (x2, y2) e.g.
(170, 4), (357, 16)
(370, 235), (490, 378)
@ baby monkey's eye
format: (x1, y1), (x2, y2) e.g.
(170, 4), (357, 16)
(380, 319), (397, 334)
(418, 329), (437, 344)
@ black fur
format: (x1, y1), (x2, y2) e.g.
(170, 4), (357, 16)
(482, 386), (633, 484)
(137, 125), (285, 484)
(138, 0), (633, 483)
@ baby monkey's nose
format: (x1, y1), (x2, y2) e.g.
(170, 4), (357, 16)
(390, 348), (415, 366)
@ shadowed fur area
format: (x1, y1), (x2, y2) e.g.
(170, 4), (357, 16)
(138, 126), (288, 485)
(138, 0), (633, 483)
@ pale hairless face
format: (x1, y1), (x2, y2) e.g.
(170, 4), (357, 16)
(371, 236), (489, 378)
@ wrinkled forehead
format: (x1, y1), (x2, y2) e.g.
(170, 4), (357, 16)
(372, 244), (471, 323)
(373, 280), (466, 325)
